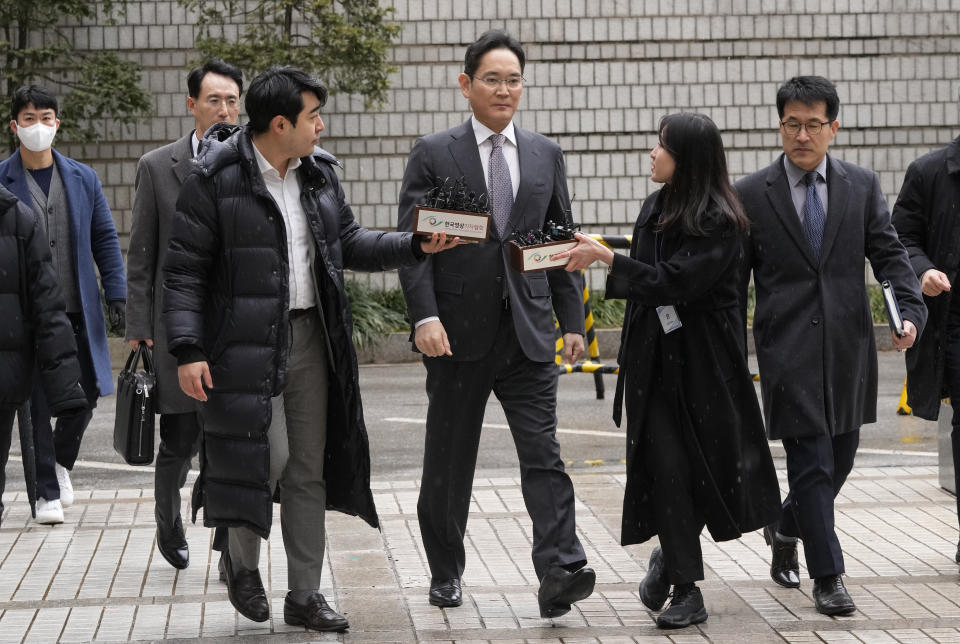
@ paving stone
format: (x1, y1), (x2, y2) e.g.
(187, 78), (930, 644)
(0, 465), (957, 641)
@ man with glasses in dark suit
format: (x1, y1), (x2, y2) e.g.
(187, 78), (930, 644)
(737, 75), (925, 616)
(397, 29), (594, 618)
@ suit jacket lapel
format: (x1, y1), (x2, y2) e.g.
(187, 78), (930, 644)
(171, 132), (196, 184)
(447, 120), (485, 195)
(819, 155), (850, 264)
(764, 155), (819, 268)
(507, 128), (541, 240)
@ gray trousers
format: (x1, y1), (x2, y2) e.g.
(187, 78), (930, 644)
(229, 310), (329, 591)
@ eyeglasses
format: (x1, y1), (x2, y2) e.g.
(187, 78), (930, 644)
(780, 119), (833, 136)
(472, 76), (524, 90)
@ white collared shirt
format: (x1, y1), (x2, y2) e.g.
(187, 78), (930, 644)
(472, 116), (520, 200)
(252, 142), (317, 310)
(191, 130), (201, 157)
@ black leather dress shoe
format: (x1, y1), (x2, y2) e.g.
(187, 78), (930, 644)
(812, 575), (856, 616)
(221, 551), (270, 622)
(156, 515), (189, 570)
(429, 578), (462, 607)
(656, 584), (708, 629)
(537, 565), (596, 618)
(639, 546), (670, 610)
(763, 524), (801, 588)
(284, 592), (349, 632)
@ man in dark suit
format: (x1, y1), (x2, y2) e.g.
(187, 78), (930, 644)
(126, 58), (243, 570)
(1, 85), (126, 525)
(397, 30), (594, 618)
(737, 76), (926, 616)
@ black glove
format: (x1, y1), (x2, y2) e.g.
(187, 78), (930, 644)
(108, 300), (126, 334)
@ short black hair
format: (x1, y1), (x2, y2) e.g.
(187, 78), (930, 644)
(187, 58), (244, 99)
(11, 85), (58, 121)
(776, 76), (840, 122)
(463, 29), (525, 78)
(245, 66), (328, 134)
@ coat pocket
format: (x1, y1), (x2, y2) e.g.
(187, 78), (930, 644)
(525, 273), (551, 298)
(435, 272), (464, 295)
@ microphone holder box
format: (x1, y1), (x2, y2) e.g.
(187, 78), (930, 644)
(508, 239), (577, 272)
(415, 206), (491, 242)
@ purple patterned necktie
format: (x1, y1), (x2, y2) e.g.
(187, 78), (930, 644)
(488, 133), (513, 236)
(802, 170), (826, 260)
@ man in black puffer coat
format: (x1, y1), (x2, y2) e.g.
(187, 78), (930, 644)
(163, 66), (456, 631)
(0, 184), (87, 521)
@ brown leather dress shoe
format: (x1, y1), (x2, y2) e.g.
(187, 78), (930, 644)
(221, 551), (269, 622)
(283, 592), (349, 632)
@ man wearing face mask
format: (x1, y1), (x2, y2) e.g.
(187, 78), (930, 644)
(0, 85), (126, 525)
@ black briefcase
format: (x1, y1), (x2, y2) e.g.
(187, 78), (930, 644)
(113, 342), (156, 465)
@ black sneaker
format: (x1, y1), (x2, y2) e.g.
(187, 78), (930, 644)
(638, 546), (670, 610)
(656, 583), (707, 629)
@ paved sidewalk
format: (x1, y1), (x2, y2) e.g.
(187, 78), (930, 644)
(0, 462), (958, 643)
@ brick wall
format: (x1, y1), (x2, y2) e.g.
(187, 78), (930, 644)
(46, 0), (960, 290)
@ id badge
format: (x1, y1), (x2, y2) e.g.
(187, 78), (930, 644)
(656, 305), (682, 334)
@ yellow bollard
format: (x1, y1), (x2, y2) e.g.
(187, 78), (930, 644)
(897, 379), (911, 415)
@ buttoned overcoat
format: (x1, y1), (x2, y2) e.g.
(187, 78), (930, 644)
(737, 155), (926, 439)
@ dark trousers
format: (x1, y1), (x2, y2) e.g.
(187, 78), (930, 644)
(31, 313), (98, 500)
(643, 386), (705, 585)
(0, 408), (14, 521)
(943, 320), (960, 521)
(154, 412), (201, 530)
(778, 429), (859, 578)
(418, 306), (585, 581)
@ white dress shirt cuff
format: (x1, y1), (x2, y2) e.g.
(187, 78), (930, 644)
(415, 316), (440, 328)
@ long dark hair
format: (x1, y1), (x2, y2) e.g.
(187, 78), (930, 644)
(655, 112), (748, 236)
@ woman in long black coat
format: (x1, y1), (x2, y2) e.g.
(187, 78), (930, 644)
(557, 113), (781, 629)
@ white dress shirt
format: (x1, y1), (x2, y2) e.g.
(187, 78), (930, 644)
(252, 142), (317, 310)
(472, 116), (520, 200)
